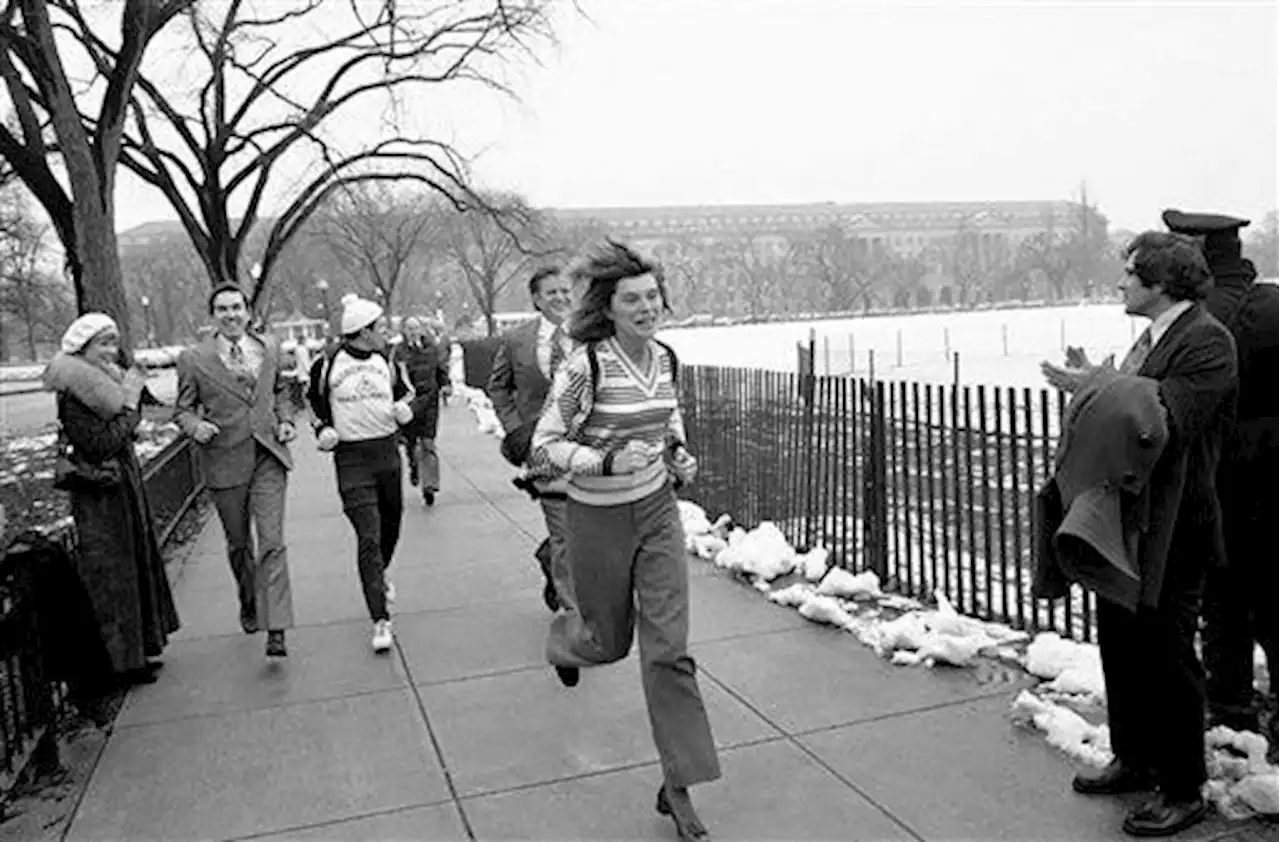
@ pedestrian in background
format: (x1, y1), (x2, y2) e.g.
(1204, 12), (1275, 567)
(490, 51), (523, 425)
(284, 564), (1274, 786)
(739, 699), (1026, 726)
(393, 316), (452, 506)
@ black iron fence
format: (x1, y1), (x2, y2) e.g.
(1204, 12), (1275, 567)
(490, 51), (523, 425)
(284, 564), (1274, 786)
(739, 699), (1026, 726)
(0, 437), (205, 797)
(678, 361), (1094, 644)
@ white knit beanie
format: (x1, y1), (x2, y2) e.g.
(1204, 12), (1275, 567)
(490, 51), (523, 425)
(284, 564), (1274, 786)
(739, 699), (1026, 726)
(60, 312), (119, 355)
(340, 294), (383, 336)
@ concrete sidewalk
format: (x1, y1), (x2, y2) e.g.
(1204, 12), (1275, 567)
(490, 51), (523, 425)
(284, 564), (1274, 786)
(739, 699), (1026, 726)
(62, 401), (1271, 841)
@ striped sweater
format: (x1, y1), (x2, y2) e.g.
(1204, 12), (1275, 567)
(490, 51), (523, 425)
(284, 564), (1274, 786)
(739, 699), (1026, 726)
(530, 337), (685, 506)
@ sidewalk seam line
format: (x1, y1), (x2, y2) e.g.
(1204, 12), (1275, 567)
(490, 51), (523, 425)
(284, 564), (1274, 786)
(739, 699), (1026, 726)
(109, 684), (409, 731)
(221, 797), (455, 842)
(450, 733), (788, 804)
(396, 637), (478, 842)
(698, 665), (928, 842)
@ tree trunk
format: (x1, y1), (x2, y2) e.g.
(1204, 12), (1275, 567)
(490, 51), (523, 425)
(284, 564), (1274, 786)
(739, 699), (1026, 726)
(24, 311), (36, 360)
(75, 211), (132, 348)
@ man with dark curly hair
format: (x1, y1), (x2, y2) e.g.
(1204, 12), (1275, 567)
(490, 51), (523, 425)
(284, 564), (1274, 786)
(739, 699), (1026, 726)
(1041, 231), (1237, 837)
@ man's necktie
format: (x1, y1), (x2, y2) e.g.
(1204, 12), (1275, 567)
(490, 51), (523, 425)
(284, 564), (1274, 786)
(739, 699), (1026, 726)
(548, 326), (566, 379)
(1119, 327), (1152, 376)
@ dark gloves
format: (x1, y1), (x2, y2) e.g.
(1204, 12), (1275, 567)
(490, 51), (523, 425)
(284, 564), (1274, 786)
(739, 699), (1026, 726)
(500, 422), (535, 468)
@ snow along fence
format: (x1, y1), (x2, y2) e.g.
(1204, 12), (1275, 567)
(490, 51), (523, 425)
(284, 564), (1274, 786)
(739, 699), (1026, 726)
(0, 430), (206, 802)
(677, 360), (1097, 645)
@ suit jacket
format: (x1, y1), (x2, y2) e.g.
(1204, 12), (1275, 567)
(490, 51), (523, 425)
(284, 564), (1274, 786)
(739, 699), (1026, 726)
(486, 320), (552, 436)
(174, 334), (295, 489)
(1129, 303), (1236, 607)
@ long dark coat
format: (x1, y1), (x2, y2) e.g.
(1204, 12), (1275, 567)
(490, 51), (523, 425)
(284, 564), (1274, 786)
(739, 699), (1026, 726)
(1132, 304), (1237, 607)
(59, 392), (180, 674)
(394, 339), (450, 439)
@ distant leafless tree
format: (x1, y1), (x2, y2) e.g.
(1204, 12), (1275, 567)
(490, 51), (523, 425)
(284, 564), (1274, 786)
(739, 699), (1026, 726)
(0, 186), (71, 359)
(106, 0), (557, 307)
(317, 183), (445, 317)
(650, 234), (711, 316)
(800, 224), (879, 312)
(444, 192), (550, 335)
(119, 234), (207, 343)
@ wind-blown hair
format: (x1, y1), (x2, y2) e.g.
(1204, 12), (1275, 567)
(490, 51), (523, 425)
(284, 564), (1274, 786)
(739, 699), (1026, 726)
(1123, 232), (1214, 302)
(563, 238), (671, 344)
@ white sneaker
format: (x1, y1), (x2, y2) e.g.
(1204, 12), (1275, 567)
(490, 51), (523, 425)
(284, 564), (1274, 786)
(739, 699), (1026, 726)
(385, 579), (396, 604)
(372, 619), (393, 653)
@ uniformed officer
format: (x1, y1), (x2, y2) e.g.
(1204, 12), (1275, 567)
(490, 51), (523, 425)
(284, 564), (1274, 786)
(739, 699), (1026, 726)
(1163, 210), (1278, 751)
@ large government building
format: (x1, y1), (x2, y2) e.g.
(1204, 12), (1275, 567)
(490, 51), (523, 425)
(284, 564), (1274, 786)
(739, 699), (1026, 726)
(551, 198), (1084, 260)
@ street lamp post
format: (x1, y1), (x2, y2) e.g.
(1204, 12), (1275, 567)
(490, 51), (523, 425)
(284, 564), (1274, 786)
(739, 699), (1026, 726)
(140, 295), (154, 347)
(316, 279), (332, 341)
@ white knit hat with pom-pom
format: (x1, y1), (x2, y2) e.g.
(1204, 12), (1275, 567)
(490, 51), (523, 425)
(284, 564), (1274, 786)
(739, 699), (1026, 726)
(340, 293), (383, 336)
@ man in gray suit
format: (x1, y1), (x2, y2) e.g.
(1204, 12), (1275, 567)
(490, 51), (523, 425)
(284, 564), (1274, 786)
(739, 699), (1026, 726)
(486, 266), (575, 613)
(175, 285), (297, 658)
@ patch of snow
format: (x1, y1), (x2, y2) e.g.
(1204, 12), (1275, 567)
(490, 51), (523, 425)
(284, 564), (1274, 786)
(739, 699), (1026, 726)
(1011, 690), (1113, 768)
(1024, 633), (1106, 701)
(454, 385), (504, 439)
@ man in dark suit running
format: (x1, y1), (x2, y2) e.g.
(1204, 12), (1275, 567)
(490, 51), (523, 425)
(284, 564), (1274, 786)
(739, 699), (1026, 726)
(486, 266), (576, 614)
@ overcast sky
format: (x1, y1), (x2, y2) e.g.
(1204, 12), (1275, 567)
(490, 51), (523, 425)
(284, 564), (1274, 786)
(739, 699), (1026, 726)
(113, 0), (1278, 235)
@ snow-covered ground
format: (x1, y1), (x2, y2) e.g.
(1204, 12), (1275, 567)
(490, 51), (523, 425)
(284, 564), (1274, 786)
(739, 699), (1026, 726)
(659, 302), (1144, 388)
(456, 380), (1278, 820)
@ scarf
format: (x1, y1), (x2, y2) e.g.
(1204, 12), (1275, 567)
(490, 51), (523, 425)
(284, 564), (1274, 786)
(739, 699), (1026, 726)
(41, 353), (129, 419)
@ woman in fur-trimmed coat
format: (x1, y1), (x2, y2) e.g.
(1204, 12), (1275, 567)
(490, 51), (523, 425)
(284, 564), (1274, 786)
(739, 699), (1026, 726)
(42, 313), (179, 685)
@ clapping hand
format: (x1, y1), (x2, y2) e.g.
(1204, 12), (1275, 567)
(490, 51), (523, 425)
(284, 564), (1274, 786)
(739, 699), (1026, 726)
(1064, 346), (1090, 369)
(1042, 347), (1117, 394)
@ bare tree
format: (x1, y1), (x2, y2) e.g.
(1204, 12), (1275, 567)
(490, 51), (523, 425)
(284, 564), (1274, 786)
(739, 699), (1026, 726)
(876, 252), (930, 310)
(650, 234), (710, 316)
(444, 192), (548, 335)
(119, 232), (207, 343)
(0, 188), (71, 358)
(102, 0), (556, 308)
(719, 234), (800, 319)
(801, 224), (879, 312)
(0, 0), (194, 345)
(317, 182), (444, 317)
(1016, 217), (1077, 302)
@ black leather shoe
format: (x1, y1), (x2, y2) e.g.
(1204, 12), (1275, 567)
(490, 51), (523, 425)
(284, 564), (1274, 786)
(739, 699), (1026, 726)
(656, 784), (711, 841)
(240, 606), (258, 634)
(266, 630), (287, 658)
(423, 490), (435, 506)
(554, 666), (579, 687)
(1072, 760), (1156, 795)
(1122, 794), (1207, 837)
(543, 580), (561, 612)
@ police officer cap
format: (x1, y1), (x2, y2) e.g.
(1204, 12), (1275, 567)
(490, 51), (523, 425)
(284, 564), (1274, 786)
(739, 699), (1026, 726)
(1161, 209), (1250, 237)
